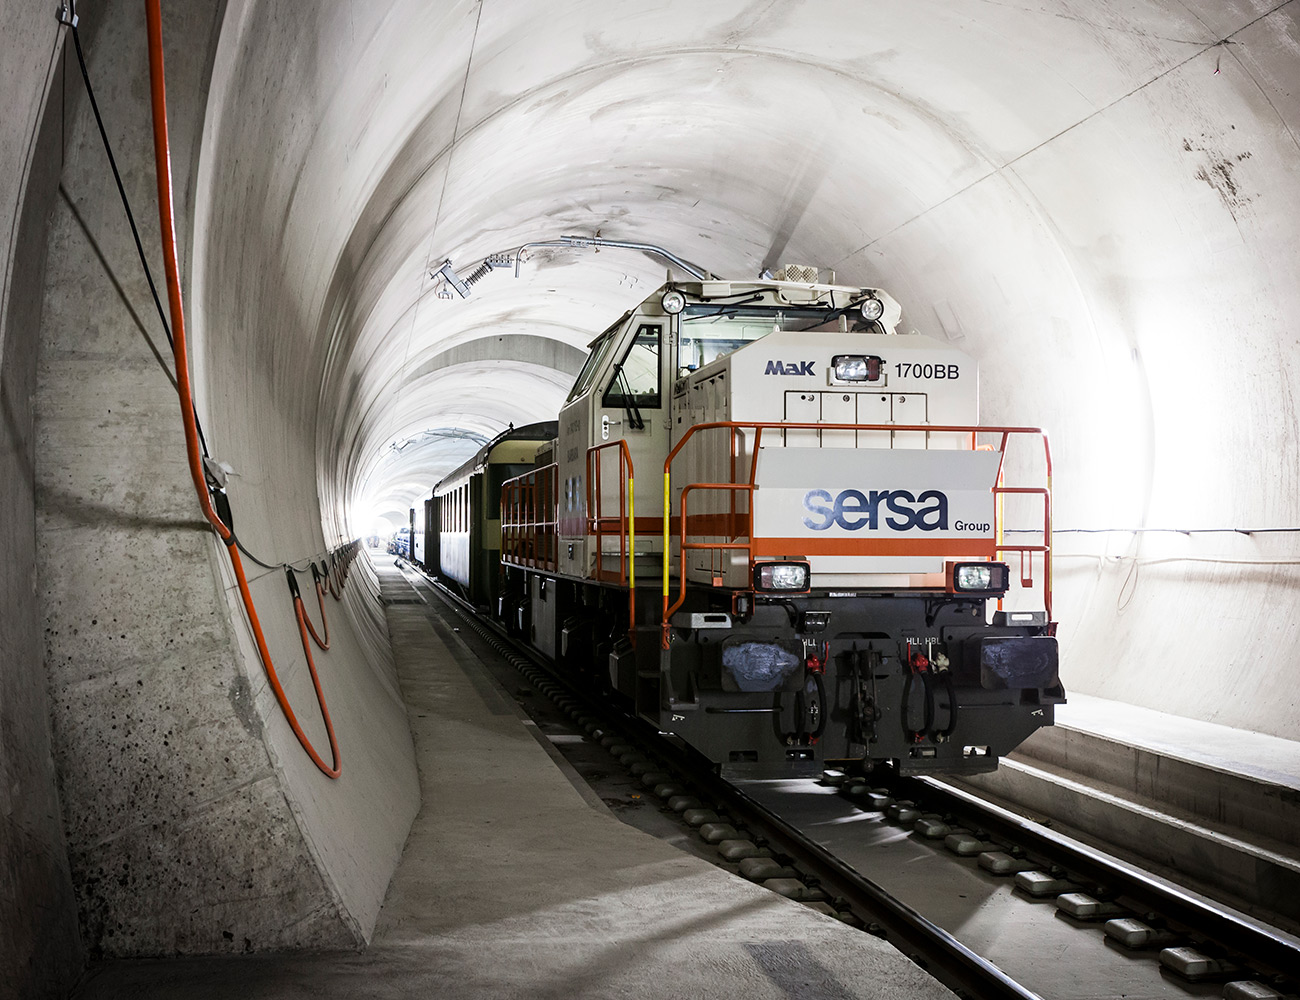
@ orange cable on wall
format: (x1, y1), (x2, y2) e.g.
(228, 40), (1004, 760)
(144, 0), (341, 779)
(299, 565), (331, 650)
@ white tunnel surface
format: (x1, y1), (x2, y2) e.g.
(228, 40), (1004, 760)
(196, 0), (1299, 941)
(197, 0), (1300, 729)
(4, 0), (1299, 982)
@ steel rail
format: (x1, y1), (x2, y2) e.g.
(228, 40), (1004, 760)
(906, 776), (1300, 980)
(693, 769), (1046, 1000)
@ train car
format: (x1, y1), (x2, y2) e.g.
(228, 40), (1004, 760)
(482, 268), (1063, 777)
(410, 506), (425, 567)
(421, 494), (439, 578)
(431, 422), (558, 608)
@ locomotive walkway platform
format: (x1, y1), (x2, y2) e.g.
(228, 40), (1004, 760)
(74, 562), (953, 1000)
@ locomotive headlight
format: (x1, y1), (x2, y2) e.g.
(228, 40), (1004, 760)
(661, 289), (686, 314)
(947, 561), (1011, 595)
(754, 561), (811, 592)
(858, 296), (885, 322)
(832, 354), (883, 382)
(958, 565), (994, 590)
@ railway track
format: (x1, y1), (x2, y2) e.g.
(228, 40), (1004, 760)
(396, 561), (1300, 1000)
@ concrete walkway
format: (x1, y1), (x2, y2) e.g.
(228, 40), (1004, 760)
(74, 565), (952, 999)
(1056, 691), (1300, 792)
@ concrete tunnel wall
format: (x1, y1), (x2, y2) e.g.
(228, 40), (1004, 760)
(4, 0), (421, 990)
(1, 3), (84, 995)
(2, 0), (1299, 994)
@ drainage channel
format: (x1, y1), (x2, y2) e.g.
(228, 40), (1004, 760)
(398, 565), (1300, 1000)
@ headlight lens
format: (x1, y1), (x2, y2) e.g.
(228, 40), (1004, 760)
(858, 296), (885, 322)
(956, 565), (993, 590)
(661, 289), (686, 314)
(949, 562), (1010, 594)
(832, 354), (883, 382)
(834, 356), (867, 380)
(754, 562), (810, 591)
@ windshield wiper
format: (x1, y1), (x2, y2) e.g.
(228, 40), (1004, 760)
(611, 363), (645, 431)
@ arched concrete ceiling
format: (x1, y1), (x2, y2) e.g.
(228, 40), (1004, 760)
(192, 0), (1300, 734)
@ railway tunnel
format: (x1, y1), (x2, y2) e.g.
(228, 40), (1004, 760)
(2, 0), (1298, 996)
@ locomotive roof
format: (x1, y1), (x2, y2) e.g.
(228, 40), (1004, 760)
(432, 420), (558, 493)
(644, 279), (900, 326)
(671, 278), (875, 296)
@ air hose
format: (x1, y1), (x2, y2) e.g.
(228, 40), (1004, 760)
(902, 647), (959, 744)
(144, 0), (340, 778)
(902, 648), (935, 743)
(776, 643), (830, 746)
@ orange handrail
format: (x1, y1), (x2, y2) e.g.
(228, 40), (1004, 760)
(501, 463), (559, 570)
(146, 0), (340, 778)
(587, 441), (636, 639)
(661, 421), (1053, 644)
(587, 441), (634, 581)
(501, 445), (642, 641)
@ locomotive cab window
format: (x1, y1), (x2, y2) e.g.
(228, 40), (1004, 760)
(602, 323), (662, 409)
(566, 314), (627, 403)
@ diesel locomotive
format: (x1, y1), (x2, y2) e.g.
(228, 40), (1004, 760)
(417, 268), (1063, 776)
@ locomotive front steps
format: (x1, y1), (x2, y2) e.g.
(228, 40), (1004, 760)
(945, 692), (1300, 932)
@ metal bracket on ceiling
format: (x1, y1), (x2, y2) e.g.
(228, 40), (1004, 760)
(431, 234), (716, 301)
(431, 254), (514, 299)
(514, 235), (714, 280)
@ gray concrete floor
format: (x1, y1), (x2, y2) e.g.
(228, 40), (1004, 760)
(74, 566), (953, 999)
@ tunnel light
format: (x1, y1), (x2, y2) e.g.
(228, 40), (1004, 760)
(753, 561), (811, 592)
(661, 289), (686, 314)
(858, 296), (884, 322)
(831, 354), (883, 382)
(946, 561), (1010, 596)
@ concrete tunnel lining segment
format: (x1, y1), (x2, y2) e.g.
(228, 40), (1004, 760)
(1, 0), (1299, 989)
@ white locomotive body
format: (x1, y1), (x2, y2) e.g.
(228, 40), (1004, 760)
(468, 273), (1061, 775)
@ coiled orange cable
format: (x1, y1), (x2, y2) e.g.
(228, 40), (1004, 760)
(145, 0), (340, 778)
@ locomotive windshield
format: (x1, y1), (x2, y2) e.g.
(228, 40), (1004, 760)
(602, 323), (662, 409)
(678, 304), (862, 376)
(566, 319), (624, 402)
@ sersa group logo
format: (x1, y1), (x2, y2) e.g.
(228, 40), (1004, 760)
(764, 360), (816, 376)
(803, 488), (949, 532)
